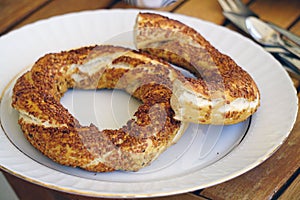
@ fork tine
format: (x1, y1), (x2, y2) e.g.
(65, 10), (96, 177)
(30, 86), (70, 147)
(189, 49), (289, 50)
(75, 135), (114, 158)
(226, 0), (240, 13)
(233, 0), (258, 16)
(233, 0), (251, 13)
(218, 0), (232, 12)
(218, 0), (258, 16)
(234, 0), (248, 9)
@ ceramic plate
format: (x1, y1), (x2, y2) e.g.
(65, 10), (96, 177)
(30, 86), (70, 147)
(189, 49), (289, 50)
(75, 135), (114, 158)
(0, 9), (298, 198)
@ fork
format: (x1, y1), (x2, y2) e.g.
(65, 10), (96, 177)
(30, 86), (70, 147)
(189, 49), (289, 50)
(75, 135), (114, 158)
(218, 0), (257, 17)
(218, 0), (300, 46)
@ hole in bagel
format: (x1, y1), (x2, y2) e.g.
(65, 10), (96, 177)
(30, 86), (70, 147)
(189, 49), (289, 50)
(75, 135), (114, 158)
(60, 88), (141, 130)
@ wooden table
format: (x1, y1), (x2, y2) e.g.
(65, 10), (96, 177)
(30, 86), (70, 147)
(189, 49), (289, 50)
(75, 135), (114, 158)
(0, 0), (299, 199)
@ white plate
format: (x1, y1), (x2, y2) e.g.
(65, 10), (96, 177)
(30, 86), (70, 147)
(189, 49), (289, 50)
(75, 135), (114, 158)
(0, 9), (298, 198)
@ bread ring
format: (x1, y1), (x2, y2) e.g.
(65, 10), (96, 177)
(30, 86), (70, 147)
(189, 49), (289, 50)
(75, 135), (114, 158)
(135, 12), (260, 124)
(11, 13), (260, 172)
(11, 45), (188, 172)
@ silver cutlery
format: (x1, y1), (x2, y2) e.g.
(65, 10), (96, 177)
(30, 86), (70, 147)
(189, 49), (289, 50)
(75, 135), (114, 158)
(222, 13), (300, 77)
(218, 0), (258, 17)
(221, 12), (292, 55)
(277, 53), (300, 71)
(217, 0), (300, 46)
(245, 17), (300, 58)
(269, 24), (300, 47)
(218, 0), (300, 79)
(222, 12), (248, 32)
(276, 53), (300, 80)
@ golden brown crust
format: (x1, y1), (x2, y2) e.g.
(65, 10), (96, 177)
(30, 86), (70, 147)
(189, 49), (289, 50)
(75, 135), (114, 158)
(12, 45), (185, 172)
(135, 12), (260, 124)
(12, 12), (261, 172)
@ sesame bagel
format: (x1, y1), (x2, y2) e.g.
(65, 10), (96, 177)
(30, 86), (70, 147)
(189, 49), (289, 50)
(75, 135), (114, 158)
(11, 45), (188, 172)
(135, 12), (260, 124)
(11, 12), (260, 172)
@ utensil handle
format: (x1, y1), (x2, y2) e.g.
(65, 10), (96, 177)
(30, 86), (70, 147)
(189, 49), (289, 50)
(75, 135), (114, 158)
(283, 45), (300, 59)
(273, 53), (300, 80)
(278, 38), (300, 59)
(268, 22), (300, 46)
